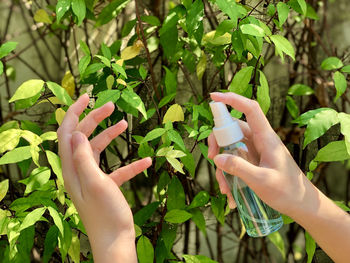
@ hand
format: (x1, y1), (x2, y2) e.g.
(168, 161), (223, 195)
(207, 92), (308, 216)
(57, 94), (152, 263)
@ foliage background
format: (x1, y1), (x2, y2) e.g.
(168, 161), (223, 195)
(0, 0), (350, 262)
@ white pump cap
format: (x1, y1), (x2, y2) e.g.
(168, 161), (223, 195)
(210, 101), (244, 147)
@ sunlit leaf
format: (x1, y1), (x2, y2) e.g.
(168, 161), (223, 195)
(55, 108), (66, 126)
(61, 71), (75, 98)
(196, 51), (207, 80)
(9, 79), (44, 103)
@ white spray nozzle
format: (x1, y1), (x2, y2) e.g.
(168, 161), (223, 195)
(210, 101), (244, 147)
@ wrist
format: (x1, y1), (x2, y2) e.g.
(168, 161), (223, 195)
(91, 231), (137, 263)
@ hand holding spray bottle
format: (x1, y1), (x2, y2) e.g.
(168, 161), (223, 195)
(210, 101), (283, 237)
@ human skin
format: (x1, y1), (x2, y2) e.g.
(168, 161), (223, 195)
(57, 93), (151, 263)
(208, 92), (350, 263)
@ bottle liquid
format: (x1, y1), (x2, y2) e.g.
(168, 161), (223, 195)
(209, 101), (283, 237)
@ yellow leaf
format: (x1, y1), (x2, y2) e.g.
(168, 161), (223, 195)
(162, 104), (184, 124)
(61, 71), (75, 98)
(38, 97), (65, 105)
(106, 75), (114, 90)
(196, 51), (207, 80)
(116, 59), (124, 66)
(34, 9), (52, 24)
(239, 218), (246, 239)
(202, 31), (231, 45)
(68, 232), (80, 263)
(55, 108), (66, 126)
(247, 52), (253, 61)
(116, 78), (127, 86)
(121, 40), (144, 60)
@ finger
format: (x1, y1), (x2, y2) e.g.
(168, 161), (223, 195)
(90, 119), (128, 157)
(237, 119), (252, 139)
(110, 157), (152, 186)
(210, 92), (273, 135)
(76, 102), (115, 138)
(208, 133), (220, 159)
(216, 169), (236, 209)
(71, 131), (105, 194)
(213, 153), (263, 186)
(57, 94), (89, 195)
(58, 93), (90, 135)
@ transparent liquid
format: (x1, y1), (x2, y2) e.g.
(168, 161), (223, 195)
(224, 143), (283, 237)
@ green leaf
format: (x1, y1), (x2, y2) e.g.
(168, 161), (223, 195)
(306, 4), (319, 20)
(292, 108), (328, 126)
(121, 89), (147, 119)
(341, 65), (350, 73)
(270, 35), (295, 61)
(314, 141), (350, 162)
(19, 167), (51, 195)
(137, 236), (154, 263)
(48, 207), (64, 236)
(164, 209), (192, 224)
(94, 90), (120, 109)
(288, 84), (315, 96)
(58, 220), (72, 263)
(321, 57), (343, 71)
(286, 96), (299, 119)
(240, 24), (265, 37)
(190, 208), (206, 235)
(134, 202), (160, 226)
(303, 109), (339, 148)
(166, 157), (185, 174)
(160, 23), (178, 58)
(333, 71), (347, 102)
(101, 43), (112, 59)
(257, 71), (271, 114)
(215, 0), (239, 27)
(180, 152), (195, 178)
(0, 179), (9, 202)
(46, 151), (64, 184)
(121, 19), (136, 38)
(211, 194), (226, 225)
(138, 142), (154, 158)
(78, 55), (90, 76)
(43, 226), (59, 263)
(0, 146), (32, 165)
(215, 20), (235, 37)
(339, 113), (350, 155)
(334, 201), (350, 212)
(164, 67), (177, 95)
(183, 254), (218, 263)
(95, 0), (130, 27)
(68, 232), (80, 263)
(46, 82), (73, 106)
(268, 231), (285, 259)
(0, 61), (3, 75)
(142, 128), (166, 142)
(229, 66), (254, 95)
(188, 191), (210, 209)
(0, 42), (18, 59)
(112, 63), (127, 78)
(141, 15), (161, 26)
(9, 79), (44, 103)
(297, 0), (307, 15)
(305, 232), (316, 263)
(277, 2), (290, 26)
(167, 129), (186, 152)
(0, 128), (21, 153)
(56, 0), (71, 23)
(71, 0), (86, 26)
(19, 207), (46, 231)
(167, 177), (186, 211)
(186, 0), (204, 36)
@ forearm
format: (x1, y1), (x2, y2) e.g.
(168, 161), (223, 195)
(289, 178), (350, 263)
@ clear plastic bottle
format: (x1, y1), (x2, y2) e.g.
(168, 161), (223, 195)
(210, 101), (283, 237)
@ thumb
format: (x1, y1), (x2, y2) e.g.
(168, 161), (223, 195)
(213, 154), (263, 186)
(72, 131), (103, 185)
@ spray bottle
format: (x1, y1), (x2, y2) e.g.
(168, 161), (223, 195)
(210, 101), (283, 237)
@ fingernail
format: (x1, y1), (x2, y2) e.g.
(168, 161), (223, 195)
(213, 154), (229, 167)
(72, 132), (85, 150)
